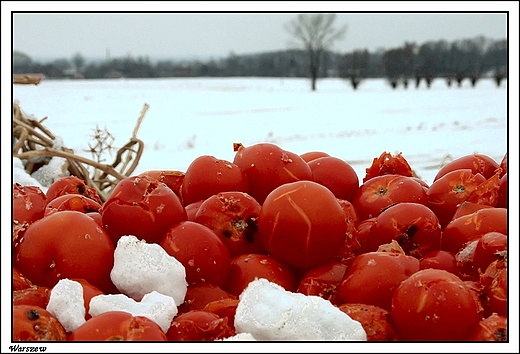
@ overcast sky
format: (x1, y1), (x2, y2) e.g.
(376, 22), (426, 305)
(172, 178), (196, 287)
(6, 3), (511, 62)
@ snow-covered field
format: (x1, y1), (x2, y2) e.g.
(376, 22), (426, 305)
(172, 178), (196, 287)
(12, 76), (509, 187)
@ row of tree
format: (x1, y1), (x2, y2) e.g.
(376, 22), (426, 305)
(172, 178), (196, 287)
(13, 12), (507, 90)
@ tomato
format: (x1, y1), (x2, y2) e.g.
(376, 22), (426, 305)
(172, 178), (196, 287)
(194, 191), (265, 257)
(44, 193), (102, 216)
(441, 208), (507, 254)
(166, 310), (235, 341)
(13, 183), (47, 225)
(12, 305), (67, 341)
(258, 180), (347, 270)
(101, 175), (187, 245)
(452, 201), (493, 220)
(426, 169), (486, 228)
(45, 175), (102, 204)
(498, 153), (507, 176)
(181, 155), (249, 205)
(465, 172), (501, 207)
(14, 210), (117, 294)
(496, 173), (507, 208)
(338, 303), (400, 341)
(467, 313), (507, 341)
(13, 268), (34, 291)
(479, 259), (507, 317)
(222, 253), (298, 297)
(202, 298), (240, 329)
(361, 202), (441, 258)
(434, 153), (500, 181)
(233, 142), (313, 204)
(472, 232), (507, 276)
(177, 283), (236, 315)
(363, 151), (413, 182)
(69, 311), (167, 341)
(160, 221), (231, 287)
(297, 261), (348, 305)
(13, 286), (51, 308)
(419, 250), (458, 275)
(300, 150), (330, 162)
(337, 251), (420, 311)
(355, 217), (377, 249)
(333, 199), (362, 264)
(390, 269), (480, 341)
(352, 174), (428, 221)
(185, 200), (204, 221)
(138, 169), (185, 201)
(307, 156), (359, 201)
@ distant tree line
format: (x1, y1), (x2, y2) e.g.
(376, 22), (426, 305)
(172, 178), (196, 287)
(13, 36), (507, 88)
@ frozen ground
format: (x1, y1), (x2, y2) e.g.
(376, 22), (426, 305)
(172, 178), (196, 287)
(12, 76), (509, 187)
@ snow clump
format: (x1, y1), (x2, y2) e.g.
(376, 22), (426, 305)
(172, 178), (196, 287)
(110, 235), (188, 305)
(234, 278), (367, 341)
(89, 291), (177, 333)
(46, 279), (86, 332)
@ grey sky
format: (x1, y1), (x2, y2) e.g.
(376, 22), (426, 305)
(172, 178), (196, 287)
(8, 7), (510, 62)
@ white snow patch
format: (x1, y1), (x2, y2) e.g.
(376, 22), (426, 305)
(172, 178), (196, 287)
(234, 278), (367, 341)
(46, 279), (86, 332)
(110, 235), (187, 305)
(89, 291), (177, 333)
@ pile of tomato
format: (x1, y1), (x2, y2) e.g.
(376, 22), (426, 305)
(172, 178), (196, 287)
(12, 142), (508, 342)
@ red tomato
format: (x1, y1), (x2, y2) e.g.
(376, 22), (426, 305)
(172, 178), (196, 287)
(45, 175), (102, 204)
(258, 180), (347, 270)
(390, 269), (480, 341)
(467, 313), (507, 341)
(441, 208), (507, 254)
(101, 175), (187, 245)
(472, 232), (507, 276)
(181, 155), (249, 205)
(138, 169), (185, 201)
(300, 150), (330, 162)
(194, 191), (265, 257)
(307, 156), (359, 201)
(479, 259), (507, 318)
(361, 202), (441, 258)
(222, 253), (298, 297)
(13, 183), (47, 225)
(160, 221), (231, 287)
(202, 298), (239, 329)
(13, 267), (34, 291)
(498, 153), (507, 176)
(465, 172), (501, 207)
(13, 305), (67, 341)
(334, 199), (362, 264)
(363, 151), (413, 182)
(419, 250), (458, 275)
(297, 261), (348, 305)
(496, 173), (507, 208)
(352, 174), (428, 221)
(426, 169), (486, 228)
(166, 310), (235, 341)
(14, 210), (117, 294)
(69, 311), (167, 341)
(44, 193), (102, 216)
(177, 283), (236, 315)
(355, 217), (377, 248)
(185, 200), (204, 221)
(451, 200), (494, 220)
(337, 251), (420, 311)
(233, 142), (313, 204)
(13, 286), (51, 308)
(338, 303), (400, 341)
(434, 153), (500, 181)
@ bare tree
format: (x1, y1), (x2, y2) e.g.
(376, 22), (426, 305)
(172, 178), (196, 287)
(285, 13), (347, 91)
